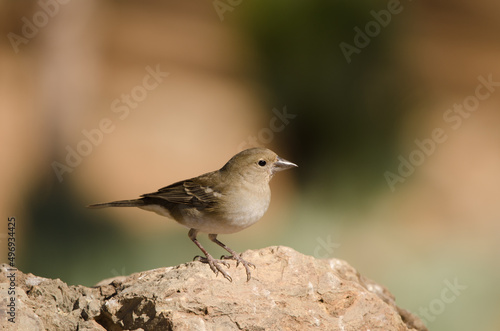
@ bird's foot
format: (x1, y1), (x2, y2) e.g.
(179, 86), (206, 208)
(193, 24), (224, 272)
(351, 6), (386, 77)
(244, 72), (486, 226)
(193, 255), (232, 282)
(221, 254), (255, 281)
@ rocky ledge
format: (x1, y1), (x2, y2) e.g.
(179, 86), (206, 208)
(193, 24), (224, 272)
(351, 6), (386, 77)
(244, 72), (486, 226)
(0, 246), (427, 330)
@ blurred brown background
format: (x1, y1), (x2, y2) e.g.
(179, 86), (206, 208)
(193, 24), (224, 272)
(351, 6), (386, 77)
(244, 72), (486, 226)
(1, 1), (500, 330)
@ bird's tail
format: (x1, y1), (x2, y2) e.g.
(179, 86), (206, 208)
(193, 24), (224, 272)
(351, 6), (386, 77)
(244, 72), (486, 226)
(87, 199), (145, 208)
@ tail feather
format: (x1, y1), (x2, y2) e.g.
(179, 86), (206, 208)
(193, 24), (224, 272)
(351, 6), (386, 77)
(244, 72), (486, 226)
(87, 199), (145, 208)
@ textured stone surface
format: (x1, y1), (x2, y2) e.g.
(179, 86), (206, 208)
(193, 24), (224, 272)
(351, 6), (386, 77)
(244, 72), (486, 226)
(0, 247), (427, 330)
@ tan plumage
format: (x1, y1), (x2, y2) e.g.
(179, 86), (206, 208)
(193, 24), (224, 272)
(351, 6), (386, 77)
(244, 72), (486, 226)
(88, 147), (297, 281)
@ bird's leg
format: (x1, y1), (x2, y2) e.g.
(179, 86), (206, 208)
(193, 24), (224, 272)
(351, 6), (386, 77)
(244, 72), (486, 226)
(188, 229), (232, 281)
(208, 234), (255, 281)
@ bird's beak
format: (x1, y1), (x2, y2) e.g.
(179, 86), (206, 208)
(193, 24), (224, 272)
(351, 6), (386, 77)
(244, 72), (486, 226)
(272, 156), (298, 173)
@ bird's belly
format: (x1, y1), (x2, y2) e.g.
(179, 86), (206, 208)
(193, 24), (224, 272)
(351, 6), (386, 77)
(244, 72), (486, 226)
(186, 198), (270, 234)
(139, 191), (271, 235)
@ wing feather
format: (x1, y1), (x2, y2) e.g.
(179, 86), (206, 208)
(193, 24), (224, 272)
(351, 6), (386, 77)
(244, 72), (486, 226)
(140, 172), (223, 211)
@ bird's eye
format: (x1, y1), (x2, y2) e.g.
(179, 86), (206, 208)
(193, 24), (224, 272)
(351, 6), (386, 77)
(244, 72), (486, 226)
(258, 160), (267, 167)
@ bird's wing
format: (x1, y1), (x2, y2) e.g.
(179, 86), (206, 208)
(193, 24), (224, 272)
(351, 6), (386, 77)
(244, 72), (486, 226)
(140, 172), (223, 210)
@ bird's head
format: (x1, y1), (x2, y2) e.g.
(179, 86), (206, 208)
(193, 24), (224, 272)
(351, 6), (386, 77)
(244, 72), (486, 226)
(222, 148), (297, 184)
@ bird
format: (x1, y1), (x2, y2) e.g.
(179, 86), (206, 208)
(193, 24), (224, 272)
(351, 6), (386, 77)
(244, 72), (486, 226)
(87, 147), (297, 281)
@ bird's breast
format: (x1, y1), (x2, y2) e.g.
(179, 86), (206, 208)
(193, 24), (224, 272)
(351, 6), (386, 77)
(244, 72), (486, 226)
(216, 185), (271, 233)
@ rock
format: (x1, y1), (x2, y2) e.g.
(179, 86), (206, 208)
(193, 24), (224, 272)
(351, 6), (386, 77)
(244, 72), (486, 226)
(0, 246), (427, 330)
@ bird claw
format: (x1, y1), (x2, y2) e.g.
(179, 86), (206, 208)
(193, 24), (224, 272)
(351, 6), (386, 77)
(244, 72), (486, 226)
(221, 254), (255, 281)
(194, 255), (232, 281)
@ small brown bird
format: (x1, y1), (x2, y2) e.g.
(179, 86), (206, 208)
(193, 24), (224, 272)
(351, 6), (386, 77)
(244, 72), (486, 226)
(88, 148), (297, 281)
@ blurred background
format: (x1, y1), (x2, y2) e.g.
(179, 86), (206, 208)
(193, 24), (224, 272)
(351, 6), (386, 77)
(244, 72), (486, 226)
(1, 1), (500, 330)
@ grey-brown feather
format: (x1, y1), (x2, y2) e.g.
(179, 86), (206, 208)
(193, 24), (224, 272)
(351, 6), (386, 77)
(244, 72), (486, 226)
(87, 199), (145, 208)
(140, 172), (224, 212)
